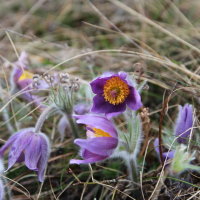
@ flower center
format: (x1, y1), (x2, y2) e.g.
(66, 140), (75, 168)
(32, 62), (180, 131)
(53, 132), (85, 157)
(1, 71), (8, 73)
(19, 70), (33, 81)
(93, 128), (111, 137)
(103, 77), (130, 105)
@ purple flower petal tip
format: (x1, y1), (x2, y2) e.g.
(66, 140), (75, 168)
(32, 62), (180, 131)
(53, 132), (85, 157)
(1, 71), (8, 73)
(90, 71), (142, 116)
(175, 104), (193, 143)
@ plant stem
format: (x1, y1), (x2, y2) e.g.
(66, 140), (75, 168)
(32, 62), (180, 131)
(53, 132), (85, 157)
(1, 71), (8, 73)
(35, 105), (56, 133)
(65, 113), (79, 139)
(127, 157), (138, 183)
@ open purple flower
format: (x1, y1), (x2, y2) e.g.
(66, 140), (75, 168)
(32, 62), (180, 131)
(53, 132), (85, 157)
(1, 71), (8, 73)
(0, 128), (50, 182)
(70, 114), (118, 164)
(175, 104), (193, 143)
(154, 104), (194, 161)
(90, 72), (142, 117)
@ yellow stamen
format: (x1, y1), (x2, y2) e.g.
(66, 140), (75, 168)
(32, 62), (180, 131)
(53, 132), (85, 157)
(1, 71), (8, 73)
(19, 70), (33, 81)
(93, 128), (111, 137)
(103, 76), (130, 105)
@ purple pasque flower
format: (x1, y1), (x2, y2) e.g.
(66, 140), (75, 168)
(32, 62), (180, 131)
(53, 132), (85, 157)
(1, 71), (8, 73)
(154, 104), (194, 161)
(11, 52), (48, 107)
(0, 128), (50, 182)
(90, 72), (142, 117)
(175, 104), (193, 143)
(70, 114), (118, 164)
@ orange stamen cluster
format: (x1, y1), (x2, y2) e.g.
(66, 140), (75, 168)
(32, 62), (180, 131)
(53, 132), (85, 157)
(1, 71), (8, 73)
(93, 128), (111, 137)
(103, 76), (130, 105)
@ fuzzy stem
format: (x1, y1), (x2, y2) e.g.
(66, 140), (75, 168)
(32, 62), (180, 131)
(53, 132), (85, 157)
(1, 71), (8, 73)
(35, 105), (56, 133)
(65, 113), (79, 139)
(127, 157), (138, 183)
(2, 108), (15, 134)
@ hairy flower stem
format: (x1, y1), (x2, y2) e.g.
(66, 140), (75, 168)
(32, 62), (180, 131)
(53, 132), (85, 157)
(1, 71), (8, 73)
(35, 105), (56, 133)
(2, 108), (15, 134)
(127, 157), (138, 183)
(65, 113), (79, 139)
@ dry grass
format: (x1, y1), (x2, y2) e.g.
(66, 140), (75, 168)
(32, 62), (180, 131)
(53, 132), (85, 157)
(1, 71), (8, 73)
(1, 0), (200, 199)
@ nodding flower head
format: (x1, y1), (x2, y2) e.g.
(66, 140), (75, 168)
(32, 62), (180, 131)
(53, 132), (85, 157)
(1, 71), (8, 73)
(70, 114), (118, 164)
(175, 104), (194, 143)
(0, 128), (50, 182)
(90, 72), (142, 117)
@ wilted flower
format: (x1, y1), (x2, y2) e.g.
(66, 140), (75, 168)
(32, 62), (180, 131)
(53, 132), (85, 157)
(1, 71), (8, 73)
(175, 104), (193, 143)
(154, 104), (194, 160)
(0, 128), (50, 182)
(57, 103), (90, 140)
(70, 114), (118, 164)
(90, 72), (142, 117)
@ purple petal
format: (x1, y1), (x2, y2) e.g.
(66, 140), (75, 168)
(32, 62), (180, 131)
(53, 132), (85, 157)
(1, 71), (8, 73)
(0, 130), (23, 157)
(118, 71), (127, 79)
(175, 104), (193, 143)
(70, 149), (107, 164)
(74, 137), (118, 156)
(17, 51), (28, 68)
(7, 131), (33, 170)
(17, 78), (32, 90)
(162, 150), (175, 160)
(126, 87), (143, 110)
(91, 95), (126, 116)
(24, 134), (42, 171)
(101, 72), (115, 78)
(74, 114), (117, 138)
(37, 133), (50, 182)
(154, 138), (175, 160)
(12, 67), (23, 83)
(90, 77), (108, 94)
